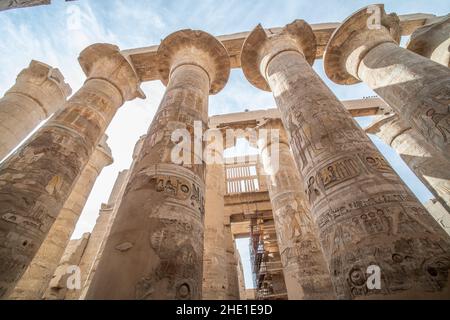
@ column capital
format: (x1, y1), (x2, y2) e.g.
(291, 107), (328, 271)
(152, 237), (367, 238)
(324, 4), (401, 85)
(365, 114), (410, 146)
(78, 43), (145, 102)
(241, 20), (316, 92)
(89, 135), (113, 172)
(157, 29), (230, 94)
(8, 60), (72, 115)
(406, 14), (450, 67)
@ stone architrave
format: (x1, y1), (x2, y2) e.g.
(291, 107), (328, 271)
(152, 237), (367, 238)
(0, 43), (143, 299)
(0, 60), (71, 160)
(257, 119), (335, 300)
(367, 114), (450, 214)
(241, 19), (450, 299)
(85, 30), (230, 300)
(9, 135), (112, 300)
(324, 4), (450, 158)
(407, 14), (450, 67)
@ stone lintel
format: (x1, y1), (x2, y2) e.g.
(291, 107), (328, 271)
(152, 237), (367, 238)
(209, 97), (390, 130)
(122, 13), (438, 82)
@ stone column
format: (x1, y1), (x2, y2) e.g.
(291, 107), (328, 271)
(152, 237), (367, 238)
(9, 135), (112, 299)
(236, 250), (246, 300)
(257, 119), (335, 300)
(202, 134), (228, 300)
(73, 135), (146, 300)
(85, 30), (230, 300)
(407, 14), (450, 67)
(324, 4), (450, 158)
(0, 43), (143, 299)
(366, 114), (450, 214)
(224, 225), (240, 300)
(0, 60), (71, 161)
(241, 20), (450, 299)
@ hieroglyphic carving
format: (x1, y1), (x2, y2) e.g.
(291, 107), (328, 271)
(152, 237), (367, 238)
(318, 157), (360, 190)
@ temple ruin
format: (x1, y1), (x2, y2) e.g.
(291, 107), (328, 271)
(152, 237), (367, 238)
(0, 4), (450, 300)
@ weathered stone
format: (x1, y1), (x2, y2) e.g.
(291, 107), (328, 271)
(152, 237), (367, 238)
(241, 19), (450, 299)
(224, 224), (240, 300)
(45, 232), (90, 300)
(257, 119), (335, 299)
(9, 135), (112, 300)
(0, 43), (142, 299)
(85, 30), (230, 300)
(367, 114), (450, 214)
(324, 4), (450, 158)
(202, 135), (228, 300)
(407, 14), (450, 67)
(425, 200), (450, 237)
(0, 60), (71, 161)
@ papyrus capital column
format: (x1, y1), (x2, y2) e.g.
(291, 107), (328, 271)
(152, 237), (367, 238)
(242, 20), (450, 299)
(10, 135), (112, 300)
(86, 30), (230, 300)
(0, 60), (72, 160)
(324, 4), (450, 157)
(366, 115), (450, 215)
(0, 43), (142, 299)
(407, 14), (450, 67)
(257, 118), (335, 299)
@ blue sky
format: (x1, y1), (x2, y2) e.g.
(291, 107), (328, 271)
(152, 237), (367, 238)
(0, 0), (448, 289)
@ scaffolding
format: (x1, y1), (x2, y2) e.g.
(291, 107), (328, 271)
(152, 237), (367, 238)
(249, 213), (288, 300)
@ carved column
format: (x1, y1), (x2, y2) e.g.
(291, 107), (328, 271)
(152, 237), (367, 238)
(366, 114), (450, 214)
(10, 135), (112, 299)
(241, 20), (450, 299)
(72, 135), (146, 300)
(257, 119), (335, 299)
(407, 14), (450, 67)
(0, 43), (143, 299)
(324, 4), (450, 158)
(224, 225), (240, 300)
(85, 30), (230, 300)
(202, 132), (228, 300)
(0, 60), (71, 160)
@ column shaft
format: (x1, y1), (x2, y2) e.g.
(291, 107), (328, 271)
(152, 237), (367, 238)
(358, 42), (450, 156)
(241, 20), (450, 299)
(86, 65), (209, 299)
(10, 137), (112, 299)
(270, 49), (450, 299)
(324, 5), (450, 158)
(259, 130), (335, 299)
(367, 115), (450, 214)
(0, 60), (71, 160)
(202, 162), (228, 300)
(85, 29), (229, 300)
(0, 43), (141, 298)
(224, 225), (240, 300)
(75, 136), (146, 299)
